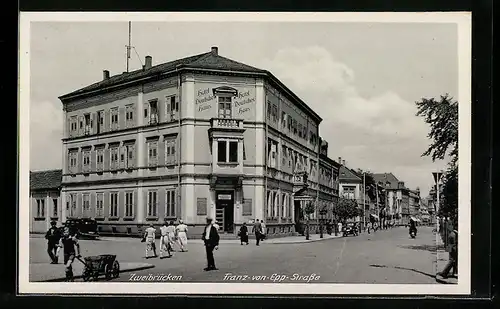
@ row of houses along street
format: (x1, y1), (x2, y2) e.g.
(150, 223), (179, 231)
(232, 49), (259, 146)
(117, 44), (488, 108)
(29, 46), (434, 238)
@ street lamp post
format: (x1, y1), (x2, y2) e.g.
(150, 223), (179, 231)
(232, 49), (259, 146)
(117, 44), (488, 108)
(363, 172), (366, 233)
(432, 171), (443, 277)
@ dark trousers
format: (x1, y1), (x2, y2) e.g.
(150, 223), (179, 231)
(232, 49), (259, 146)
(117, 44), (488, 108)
(255, 233), (261, 245)
(440, 250), (457, 277)
(205, 244), (216, 268)
(47, 242), (58, 262)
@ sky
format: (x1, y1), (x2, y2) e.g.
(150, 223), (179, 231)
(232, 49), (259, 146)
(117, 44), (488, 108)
(29, 21), (458, 196)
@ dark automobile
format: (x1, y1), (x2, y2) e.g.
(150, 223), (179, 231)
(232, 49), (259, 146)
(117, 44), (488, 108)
(63, 218), (99, 239)
(342, 223), (358, 237)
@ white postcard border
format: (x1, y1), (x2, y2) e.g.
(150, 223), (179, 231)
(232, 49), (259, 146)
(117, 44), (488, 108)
(18, 12), (472, 295)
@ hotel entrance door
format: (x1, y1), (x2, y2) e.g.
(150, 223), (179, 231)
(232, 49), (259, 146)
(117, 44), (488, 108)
(216, 191), (234, 233)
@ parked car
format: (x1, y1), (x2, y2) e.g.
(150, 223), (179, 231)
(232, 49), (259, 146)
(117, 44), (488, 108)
(342, 223), (359, 237)
(63, 218), (99, 239)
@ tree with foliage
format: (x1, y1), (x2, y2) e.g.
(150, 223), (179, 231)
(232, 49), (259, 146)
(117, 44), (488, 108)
(415, 94), (458, 222)
(333, 197), (361, 224)
(304, 202), (315, 240)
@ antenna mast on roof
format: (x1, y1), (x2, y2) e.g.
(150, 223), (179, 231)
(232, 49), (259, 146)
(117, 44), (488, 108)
(126, 21), (132, 72)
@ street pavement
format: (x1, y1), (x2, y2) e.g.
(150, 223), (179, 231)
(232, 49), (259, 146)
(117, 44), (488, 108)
(29, 226), (447, 284)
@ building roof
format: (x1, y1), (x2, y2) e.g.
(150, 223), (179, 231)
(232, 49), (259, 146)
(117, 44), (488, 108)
(372, 172), (408, 190)
(58, 47), (322, 123)
(339, 166), (362, 183)
(30, 169), (62, 191)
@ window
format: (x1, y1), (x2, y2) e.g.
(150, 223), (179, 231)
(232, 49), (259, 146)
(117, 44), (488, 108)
(165, 137), (177, 165)
(125, 105), (134, 127)
(52, 198), (58, 217)
(84, 114), (91, 135)
(82, 193), (90, 217)
(125, 144), (135, 168)
(82, 149), (91, 172)
(218, 96), (232, 118)
(268, 139), (278, 168)
(342, 186), (356, 199)
(165, 189), (176, 218)
(69, 116), (78, 136)
(229, 141), (238, 163)
(96, 193), (104, 217)
(267, 100), (272, 119)
(166, 96), (178, 121)
(36, 199), (45, 217)
(68, 194), (77, 217)
(149, 99), (158, 124)
(217, 140), (239, 164)
(125, 191), (134, 217)
(97, 111), (104, 133)
(68, 151), (78, 173)
(96, 148), (104, 171)
(282, 145), (287, 166)
(148, 191), (158, 217)
(217, 141), (226, 163)
(110, 108), (119, 130)
(287, 116), (292, 131)
(298, 123), (303, 138)
(272, 104), (278, 122)
(147, 141), (158, 167)
(110, 192), (118, 217)
(282, 193), (287, 218)
(292, 119), (297, 135)
(281, 112), (286, 128)
(110, 146), (119, 170)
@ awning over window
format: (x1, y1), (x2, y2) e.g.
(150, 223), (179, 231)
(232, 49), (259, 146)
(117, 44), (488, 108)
(293, 195), (314, 201)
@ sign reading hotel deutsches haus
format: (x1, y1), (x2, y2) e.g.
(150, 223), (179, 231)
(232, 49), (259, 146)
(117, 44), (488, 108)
(194, 83), (257, 120)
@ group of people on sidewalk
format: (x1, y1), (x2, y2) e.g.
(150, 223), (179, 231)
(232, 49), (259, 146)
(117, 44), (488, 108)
(142, 219), (189, 259)
(237, 219), (267, 246)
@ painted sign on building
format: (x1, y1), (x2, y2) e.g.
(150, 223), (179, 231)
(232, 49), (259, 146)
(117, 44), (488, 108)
(194, 83), (257, 120)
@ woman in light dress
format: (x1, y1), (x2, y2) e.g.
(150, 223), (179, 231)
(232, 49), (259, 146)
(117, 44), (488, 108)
(159, 220), (172, 258)
(165, 221), (177, 252)
(176, 220), (189, 252)
(144, 223), (157, 258)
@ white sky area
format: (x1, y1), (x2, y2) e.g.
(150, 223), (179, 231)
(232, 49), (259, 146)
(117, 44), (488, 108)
(29, 21), (458, 196)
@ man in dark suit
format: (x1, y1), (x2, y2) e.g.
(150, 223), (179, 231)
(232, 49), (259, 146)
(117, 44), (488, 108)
(201, 217), (219, 271)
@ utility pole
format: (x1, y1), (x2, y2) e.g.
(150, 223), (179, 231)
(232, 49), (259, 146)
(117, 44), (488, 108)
(126, 21), (131, 72)
(363, 172), (366, 233)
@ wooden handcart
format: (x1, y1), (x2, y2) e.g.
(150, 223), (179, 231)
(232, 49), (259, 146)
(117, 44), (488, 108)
(77, 254), (120, 281)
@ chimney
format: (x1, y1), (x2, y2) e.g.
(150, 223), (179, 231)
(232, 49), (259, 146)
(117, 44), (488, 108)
(103, 70), (110, 80)
(145, 56), (152, 69)
(342, 160), (346, 166)
(338, 157), (342, 164)
(211, 46), (218, 55)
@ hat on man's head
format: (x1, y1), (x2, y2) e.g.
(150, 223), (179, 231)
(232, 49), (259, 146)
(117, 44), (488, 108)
(206, 217), (213, 222)
(179, 220), (183, 224)
(50, 221), (57, 226)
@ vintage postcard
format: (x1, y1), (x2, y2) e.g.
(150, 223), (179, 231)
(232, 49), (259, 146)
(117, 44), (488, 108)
(19, 12), (471, 295)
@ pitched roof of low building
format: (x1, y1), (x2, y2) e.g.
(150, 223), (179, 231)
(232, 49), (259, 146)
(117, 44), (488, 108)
(372, 172), (408, 190)
(30, 169), (62, 191)
(339, 166), (362, 183)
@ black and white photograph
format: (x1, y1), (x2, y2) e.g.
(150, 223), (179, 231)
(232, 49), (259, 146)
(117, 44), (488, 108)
(19, 12), (471, 295)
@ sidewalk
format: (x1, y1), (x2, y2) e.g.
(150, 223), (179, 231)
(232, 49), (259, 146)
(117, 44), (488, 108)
(434, 232), (458, 284)
(30, 261), (154, 282)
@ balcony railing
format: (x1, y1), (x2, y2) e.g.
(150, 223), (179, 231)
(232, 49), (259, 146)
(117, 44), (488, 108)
(210, 118), (244, 129)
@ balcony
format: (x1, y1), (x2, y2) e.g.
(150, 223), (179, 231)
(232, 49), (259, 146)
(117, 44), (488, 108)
(208, 118), (245, 139)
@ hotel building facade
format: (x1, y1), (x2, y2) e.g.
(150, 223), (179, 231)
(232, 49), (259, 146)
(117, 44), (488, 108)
(56, 47), (340, 237)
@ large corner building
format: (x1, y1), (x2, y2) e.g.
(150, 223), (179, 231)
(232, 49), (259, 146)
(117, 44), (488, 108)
(55, 47), (340, 237)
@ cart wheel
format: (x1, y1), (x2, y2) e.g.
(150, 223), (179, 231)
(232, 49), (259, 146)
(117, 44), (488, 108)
(93, 271), (99, 281)
(104, 264), (112, 280)
(82, 267), (92, 282)
(112, 260), (120, 278)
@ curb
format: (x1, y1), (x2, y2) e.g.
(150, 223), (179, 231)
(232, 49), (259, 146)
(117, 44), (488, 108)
(265, 236), (343, 244)
(40, 263), (155, 282)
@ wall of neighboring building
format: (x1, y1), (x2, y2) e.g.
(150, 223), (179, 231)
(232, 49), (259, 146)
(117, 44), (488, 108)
(30, 191), (62, 233)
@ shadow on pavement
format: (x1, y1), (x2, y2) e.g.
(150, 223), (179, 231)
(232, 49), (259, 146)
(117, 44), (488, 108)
(369, 264), (436, 279)
(398, 244), (445, 252)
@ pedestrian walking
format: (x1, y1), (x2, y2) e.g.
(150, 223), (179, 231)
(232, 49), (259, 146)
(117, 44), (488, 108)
(252, 219), (263, 246)
(143, 223), (157, 258)
(45, 221), (62, 264)
(176, 220), (189, 252)
(201, 217), (219, 271)
(436, 222), (458, 280)
(261, 220), (267, 241)
(165, 221), (177, 252)
(159, 220), (172, 258)
(59, 226), (80, 281)
(338, 221), (343, 235)
(238, 222), (249, 245)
